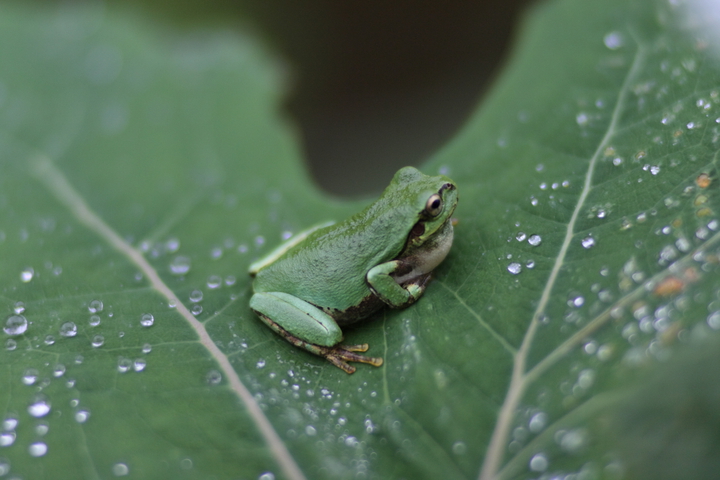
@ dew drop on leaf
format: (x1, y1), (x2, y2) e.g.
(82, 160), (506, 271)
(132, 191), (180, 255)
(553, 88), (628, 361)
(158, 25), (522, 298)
(13, 302), (25, 314)
(207, 275), (222, 289)
(528, 234), (542, 246)
(28, 442), (47, 457)
(91, 335), (104, 348)
(27, 395), (51, 417)
(20, 267), (34, 283)
(206, 370), (222, 385)
(603, 31), (623, 49)
(75, 410), (90, 423)
(88, 300), (103, 313)
(528, 412), (548, 433)
(53, 364), (65, 377)
(189, 290), (203, 303)
(112, 463), (129, 476)
(508, 263), (522, 275)
(133, 359), (146, 372)
(0, 432), (15, 447)
(169, 255), (191, 275)
(529, 452), (548, 472)
(581, 236), (596, 249)
(4, 315), (28, 336)
(22, 368), (38, 385)
(59, 322), (77, 338)
(140, 313), (154, 327)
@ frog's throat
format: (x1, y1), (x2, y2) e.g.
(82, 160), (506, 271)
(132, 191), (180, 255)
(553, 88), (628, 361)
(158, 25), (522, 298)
(393, 222), (454, 285)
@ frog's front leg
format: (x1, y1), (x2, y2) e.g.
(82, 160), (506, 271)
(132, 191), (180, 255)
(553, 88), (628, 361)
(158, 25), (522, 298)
(366, 260), (431, 308)
(249, 292), (383, 374)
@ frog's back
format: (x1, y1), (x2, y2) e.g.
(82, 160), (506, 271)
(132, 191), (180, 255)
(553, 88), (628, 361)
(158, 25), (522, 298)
(252, 214), (405, 312)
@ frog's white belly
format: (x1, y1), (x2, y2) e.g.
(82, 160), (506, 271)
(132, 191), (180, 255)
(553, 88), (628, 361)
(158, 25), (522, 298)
(392, 225), (454, 285)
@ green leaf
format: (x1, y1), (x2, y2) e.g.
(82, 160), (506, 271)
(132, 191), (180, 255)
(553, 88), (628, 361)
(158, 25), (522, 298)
(2, 0), (720, 479)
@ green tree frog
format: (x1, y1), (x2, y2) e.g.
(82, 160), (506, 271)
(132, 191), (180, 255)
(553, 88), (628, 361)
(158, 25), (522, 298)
(248, 167), (458, 373)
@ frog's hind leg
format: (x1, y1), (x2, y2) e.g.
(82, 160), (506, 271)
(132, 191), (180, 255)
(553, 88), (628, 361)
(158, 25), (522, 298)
(264, 319), (383, 374)
(250, 292), (383, 374)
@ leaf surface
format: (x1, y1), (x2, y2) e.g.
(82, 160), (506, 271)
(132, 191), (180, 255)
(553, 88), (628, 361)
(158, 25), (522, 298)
(2, 1), (720, 479)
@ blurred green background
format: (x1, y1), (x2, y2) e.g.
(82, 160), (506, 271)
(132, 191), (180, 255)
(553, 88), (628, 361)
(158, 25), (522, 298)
(99, 0), (533, 195)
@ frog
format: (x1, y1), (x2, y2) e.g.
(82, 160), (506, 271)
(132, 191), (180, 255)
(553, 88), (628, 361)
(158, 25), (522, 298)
(248, 166), (458, 373)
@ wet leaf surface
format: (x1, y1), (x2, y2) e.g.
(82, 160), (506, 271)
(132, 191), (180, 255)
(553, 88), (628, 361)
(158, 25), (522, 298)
(2, 1), (720, 479)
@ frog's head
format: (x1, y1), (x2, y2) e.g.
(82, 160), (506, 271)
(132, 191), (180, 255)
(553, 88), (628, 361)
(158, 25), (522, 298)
(391, 166), (458, 249)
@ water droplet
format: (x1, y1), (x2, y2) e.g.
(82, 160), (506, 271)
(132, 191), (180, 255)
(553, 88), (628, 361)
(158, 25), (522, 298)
(528, 234), (542, 246)
(225, 275), (237, 286)
(613, 157), (623, 166)
(707, 312), (720, 329)
(576, 112), (589, 126)
(530, 197), (538, 206)
(75, 409), (90, 423)
(529, 452), (548, 472)
(508, 263), (522, 275)
(304, 425), (316, 436)
(13, 302), (25, 314)
(140, 313), (154, 327)
(28, 395), (51, 417)
(0, 458), (10, 476)
(35, 423), (49, 436)
(191, 305), (203, 315)
(117, 358), (132, 373)
(558, 428), (588, 453)
(452, 441), (467, 455)
(133, 359), (146, 372)
(256, 359), (266, 369)
(88, 300), (103, 313)
(526, 260), (535, 269)
(189, 290), (203, 303)
(4, 315), (28, 336)
(516, 232), (527, 242)
(142, 343), (152, 354)
(89, 315), (101, 327)
(207, 275), (222, 289)
(22, 368), (38, 385)
(571, 296), (585, 307)
(5, 339), (16, 350)
(20, 267), (34, 283)
(584, 341), (598, 354)
(528, 412), (548, 433)
(539, 182), (547, 190)
(28, 442), (47, 457)
(53, 364), (66, 377)
(166, 238), (180, 252)
(675, 238), (691, 252)
(581, 236), (596, 248)
(169, 256), (191, 275)
(650, 165), (660, 175)
(91, 335), (104, 348)
(44, 335), (55, 346)
(0, 431), (16, 447)
(59, 322), (77, 338)
(112, 463), (129, 476)
(206, 370), (222, 385)
(258, 473), (275, 480)
(577, 369), (596, 389)
(603, 31), (624, 49)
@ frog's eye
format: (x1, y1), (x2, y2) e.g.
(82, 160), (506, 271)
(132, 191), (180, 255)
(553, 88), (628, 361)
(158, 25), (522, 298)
(425, 194), (443, 217)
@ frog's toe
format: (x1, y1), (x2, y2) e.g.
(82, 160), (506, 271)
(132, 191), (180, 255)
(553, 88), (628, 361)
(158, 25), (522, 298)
(341, 343), (369, 353)
(321, 345), (383, 374)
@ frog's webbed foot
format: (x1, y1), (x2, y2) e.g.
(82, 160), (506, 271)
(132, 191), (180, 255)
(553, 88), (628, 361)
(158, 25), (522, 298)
(317, 344), (383, 374)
